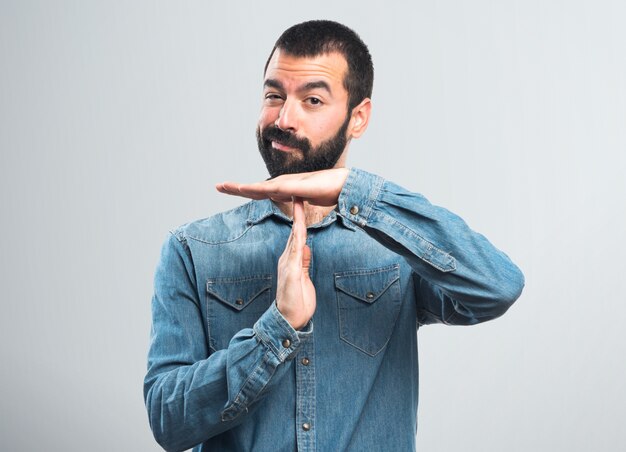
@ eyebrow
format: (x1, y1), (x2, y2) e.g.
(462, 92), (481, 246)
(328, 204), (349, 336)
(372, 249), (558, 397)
(264, 79), (284, 91)
(264, 79), (332, 95)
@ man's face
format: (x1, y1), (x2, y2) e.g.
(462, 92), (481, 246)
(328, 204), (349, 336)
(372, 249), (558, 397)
(257, 49), (352, 178)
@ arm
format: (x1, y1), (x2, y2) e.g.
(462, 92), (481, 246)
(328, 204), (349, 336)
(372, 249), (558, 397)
(217, 168), (524, 326)
(144, 201), (313, 451)
(337, 168), (524, 325)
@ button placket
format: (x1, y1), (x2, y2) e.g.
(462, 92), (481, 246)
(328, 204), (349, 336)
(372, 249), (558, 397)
(295, 331), (316, 451)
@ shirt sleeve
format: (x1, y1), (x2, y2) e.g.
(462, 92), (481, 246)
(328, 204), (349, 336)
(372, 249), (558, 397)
(337, 168), (525, 326)
(143, 232), (312, 451)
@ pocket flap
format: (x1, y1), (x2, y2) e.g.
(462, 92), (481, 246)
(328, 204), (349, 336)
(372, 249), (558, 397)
(206, 275), (272, 311)
(334, 264), (400, 304)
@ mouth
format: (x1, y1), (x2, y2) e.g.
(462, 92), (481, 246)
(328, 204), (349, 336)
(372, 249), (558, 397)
(271, 141), (299, 153)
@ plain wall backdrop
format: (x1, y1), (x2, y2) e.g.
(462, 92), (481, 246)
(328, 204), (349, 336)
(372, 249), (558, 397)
(1, 1), (625, 450)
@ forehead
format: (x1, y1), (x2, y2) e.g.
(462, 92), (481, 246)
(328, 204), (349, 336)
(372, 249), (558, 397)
(264, 49), (348, 88)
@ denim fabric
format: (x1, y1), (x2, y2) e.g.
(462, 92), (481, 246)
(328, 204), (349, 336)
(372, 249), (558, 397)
(144, 168), (524, 451)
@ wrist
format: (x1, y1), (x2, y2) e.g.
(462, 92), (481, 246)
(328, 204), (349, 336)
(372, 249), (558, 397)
(276, 303), (309, 330)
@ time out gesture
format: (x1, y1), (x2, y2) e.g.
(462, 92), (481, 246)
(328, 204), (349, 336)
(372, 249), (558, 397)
(216, 168), (349, 206)
(217, 169), (349, 329)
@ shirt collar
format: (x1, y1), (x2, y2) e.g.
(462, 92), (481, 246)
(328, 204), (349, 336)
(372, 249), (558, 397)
(246, 199), (357, 231)
(246, 199), (282, 225)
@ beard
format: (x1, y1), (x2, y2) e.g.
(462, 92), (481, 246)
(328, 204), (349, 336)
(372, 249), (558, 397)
(256, 114), (350, 178)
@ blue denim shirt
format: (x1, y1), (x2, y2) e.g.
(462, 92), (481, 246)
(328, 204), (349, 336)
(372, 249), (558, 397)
(144, 168), (524, 451)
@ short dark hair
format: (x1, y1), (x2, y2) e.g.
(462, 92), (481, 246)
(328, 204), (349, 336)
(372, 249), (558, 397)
(264, 20), (374, 111)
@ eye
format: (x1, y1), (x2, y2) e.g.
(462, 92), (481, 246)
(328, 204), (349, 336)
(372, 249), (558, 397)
(264, 93), (284, 105)
(305, 97), (323, 106)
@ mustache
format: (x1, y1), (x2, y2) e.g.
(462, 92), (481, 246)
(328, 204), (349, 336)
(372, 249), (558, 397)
(262, 126), (311, 152)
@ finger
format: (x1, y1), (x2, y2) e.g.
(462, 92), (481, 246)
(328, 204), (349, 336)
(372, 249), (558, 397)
(217, 181), (296, 204)
(269, 195), (294, 203)
(237, 182), (284, 199)
(230, 177), (304, 199)
(216, 182), (270, 200)
(302, 244), (312, 278)
(292, 196), (305, 225)
(280, 219), (296, 262)
(287, 197), (306, 264)
(215, 182), (241, 196)
(239, 173), (340, 206)
(216, 168), (347, 205)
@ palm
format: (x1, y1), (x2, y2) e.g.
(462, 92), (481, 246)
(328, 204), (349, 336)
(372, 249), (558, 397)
(275, 199), (317, 330)
(216, 168), (349, 206)
(300, 245), (316, 321)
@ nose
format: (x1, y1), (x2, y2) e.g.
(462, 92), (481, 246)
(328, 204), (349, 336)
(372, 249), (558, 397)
(274, 99), (298, 132)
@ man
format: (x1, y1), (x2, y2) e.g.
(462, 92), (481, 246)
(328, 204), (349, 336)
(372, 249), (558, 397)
(144, 20), (524, 452)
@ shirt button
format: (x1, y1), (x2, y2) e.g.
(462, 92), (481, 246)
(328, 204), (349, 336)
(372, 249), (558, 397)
(302, 422), (311, 431)
(301, 357), (310, 366)
(366, 292), (375, 300)
(235, 298), (244, 306)
(282, 339), (291, 348)
(349, 205), (359, 215)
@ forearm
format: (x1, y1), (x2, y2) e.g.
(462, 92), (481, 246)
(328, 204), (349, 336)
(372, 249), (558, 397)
(337, 168), (525, 324)
(145, 305), (308, 451)
(144, 234), (310, 451)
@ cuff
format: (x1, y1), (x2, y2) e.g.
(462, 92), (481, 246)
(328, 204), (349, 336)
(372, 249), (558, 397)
(253, 302), (313, 363)
(337, 167), (385, 228)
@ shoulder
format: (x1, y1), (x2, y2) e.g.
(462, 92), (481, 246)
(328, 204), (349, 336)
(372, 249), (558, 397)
(170, 201), (257, 245)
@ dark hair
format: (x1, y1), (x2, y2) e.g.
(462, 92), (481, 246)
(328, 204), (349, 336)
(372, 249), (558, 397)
(264, 20), (374, 111)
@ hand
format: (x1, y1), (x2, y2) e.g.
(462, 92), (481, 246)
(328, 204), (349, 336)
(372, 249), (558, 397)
(275, 197), (316, 330)
(216, 168), (349, 206)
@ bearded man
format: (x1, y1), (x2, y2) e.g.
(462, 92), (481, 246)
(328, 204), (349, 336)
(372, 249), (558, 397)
(144, 20), (524, 452)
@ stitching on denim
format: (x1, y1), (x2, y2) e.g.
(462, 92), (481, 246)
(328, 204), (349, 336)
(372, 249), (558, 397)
(211, 288), (270, 310)
(186, 223), (254, 245)
(361, 173), (384, 223)
(205, 294), (215, 353)
(340, 169), (353, 216)
(230, 352), (269, 407)
(168, 229), (187, 246)
(335, 278), (399, 302)
(206, 276), (272, 352)
(336, 213), (358, 231)
(336, 264), (402, 356)
(334, 263), (400, 278)
(206, 276), (272, 307)
(334, 265), (400, 302)
(207, 274), (272, 285)
(222, 351), (276, 422)
(254, 324), (281, 359)
(377, 214), (456, 272)
(338, 334), (390, 357)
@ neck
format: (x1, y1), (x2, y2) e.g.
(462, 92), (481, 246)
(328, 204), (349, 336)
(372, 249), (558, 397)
(276, 201), (335, 226)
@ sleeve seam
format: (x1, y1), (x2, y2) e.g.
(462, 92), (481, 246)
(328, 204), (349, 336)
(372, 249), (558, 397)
(221, 349), (277, 421)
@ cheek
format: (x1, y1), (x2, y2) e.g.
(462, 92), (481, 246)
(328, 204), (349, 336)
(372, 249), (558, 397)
(313, 113), (346, 140)
(259, 106), (278, 128)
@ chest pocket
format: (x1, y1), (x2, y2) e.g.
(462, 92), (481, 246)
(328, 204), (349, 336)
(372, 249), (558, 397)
(206, 275), (273, 352)
(335, 264), (401, 357)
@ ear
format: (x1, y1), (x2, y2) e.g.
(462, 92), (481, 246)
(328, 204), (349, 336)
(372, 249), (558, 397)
(348, 98), (372, 139)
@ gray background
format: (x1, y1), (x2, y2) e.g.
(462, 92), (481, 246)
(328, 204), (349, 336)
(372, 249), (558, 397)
(1, 1), (625, 451)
